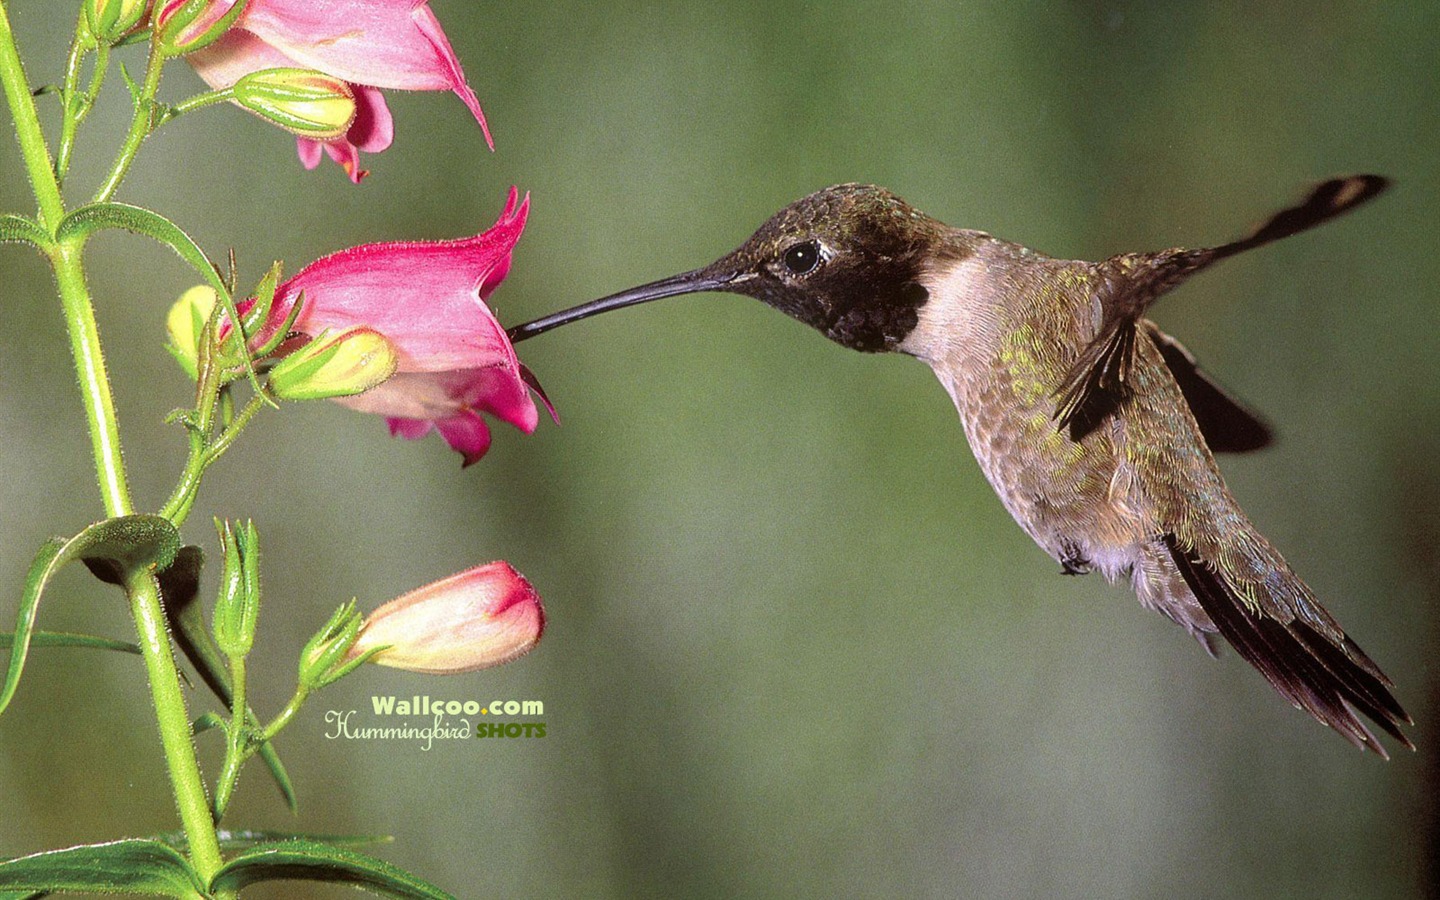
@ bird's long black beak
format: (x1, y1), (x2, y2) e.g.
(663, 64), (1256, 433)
(506, 267), (744, 343)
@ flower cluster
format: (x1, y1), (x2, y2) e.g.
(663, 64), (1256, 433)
(166, 4), (553, 668)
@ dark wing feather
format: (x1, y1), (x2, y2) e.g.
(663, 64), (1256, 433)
(1052, 318), (1136, 441)
(1053, 176), (1388, 442)
(1144, 323), (1273, 453)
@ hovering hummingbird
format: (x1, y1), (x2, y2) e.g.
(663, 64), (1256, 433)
(507, 176), (1411, 756)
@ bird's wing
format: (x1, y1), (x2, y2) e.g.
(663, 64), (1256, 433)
(1143, 322), (1273, 453)
(1053, 175), (1389, 442)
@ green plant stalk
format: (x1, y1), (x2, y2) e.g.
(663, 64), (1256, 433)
(1, 6), (228, 886)
(93, 39), (165, 203)
(0, 1), (65, 230)
(214, 652), (248, 819)
(50, 241), (134, 515)
(54, 15), (103, 185)
(260, 686), (309, 743)
(161, 392), (268, 525)
(127, 569), (226, 883)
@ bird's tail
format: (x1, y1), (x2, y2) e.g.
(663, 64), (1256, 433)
(1154, 532), (1412, 757)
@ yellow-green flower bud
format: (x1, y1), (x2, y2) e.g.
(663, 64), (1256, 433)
(269, 327), (397, 401)
(154, 0), (248, 56)
(233, 68), (357, 140)
(84, 0), (148, 44)
(166, 285), (217, 380)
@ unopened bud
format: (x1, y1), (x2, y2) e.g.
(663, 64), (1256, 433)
(346, 562), (544, 675)
(154, 0), (247, 56)
(84, 0), (148, 44)
(166, 285), (217, 380)
(212, 519), (261, 659)
(268, 327), (397, 401)
(233, 69), (357, 140)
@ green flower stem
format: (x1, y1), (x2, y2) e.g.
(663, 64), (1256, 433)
(54, 18), (101, 185)
(126, 569), (225, 883)
(168, 87), (232, 118)
(260, 686), (309, 743)
(93, 41), (165, 203)
(161, 392), (267, 526)
(213, 653), (248, 819)
(0, 1), (65, 230)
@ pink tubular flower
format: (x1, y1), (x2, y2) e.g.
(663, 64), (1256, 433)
(268, 187), (550, 465)
(187, 0), (490, 182)
(347, 562), (544, 674)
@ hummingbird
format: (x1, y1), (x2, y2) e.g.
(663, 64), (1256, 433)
(507, 176), (1412, 756)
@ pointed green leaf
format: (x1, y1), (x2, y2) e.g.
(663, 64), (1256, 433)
(158, 829), (391, 854)
(210, 841), (454, 899)
(0, 839), (205, 897)
(2, 517), (178, 720)
(56, 204), (227, 297)
(0, 631), (140, 655)
(0, 214), (49, 250)
(160, 546), (297, 812)
(0, 539), (65, 722)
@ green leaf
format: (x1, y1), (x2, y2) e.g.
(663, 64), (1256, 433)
(56, 203), (227, 298)
(210, 841), (454, 899)
(55, 203), (265, 398)
(159, 829), (391, 854)
(0, 214), (49, 250)
(0, 631), (140, 655)
(160, 547), (297, 812)
(0, 839), (205, 897)
(1, 516), (179, 719)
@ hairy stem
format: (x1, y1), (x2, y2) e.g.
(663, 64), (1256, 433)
(50, 240), (134, 515)
(93, 41), (165, 203)
(0, 1), (65, 229)
(126, 570), (225, 882)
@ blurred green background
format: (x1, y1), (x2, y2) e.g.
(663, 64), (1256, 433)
(2, 2), (1438, 897)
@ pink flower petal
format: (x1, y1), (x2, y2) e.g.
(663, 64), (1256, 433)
(188, 0), (490, 181)
(265, 188), (541, 463)
(238, 0), (491, 145)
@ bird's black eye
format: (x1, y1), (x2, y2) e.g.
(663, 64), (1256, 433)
(782, 240), (821, 275)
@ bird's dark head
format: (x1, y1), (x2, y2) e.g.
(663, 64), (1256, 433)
(507, 184), (963, 353)
(696, 183), (957, 351)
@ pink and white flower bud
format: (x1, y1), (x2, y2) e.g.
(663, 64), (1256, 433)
(348, 562), (543, 674)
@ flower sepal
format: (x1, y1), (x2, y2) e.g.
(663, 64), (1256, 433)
(268, 327), (397, 401)
(298, 600), (369, 691)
